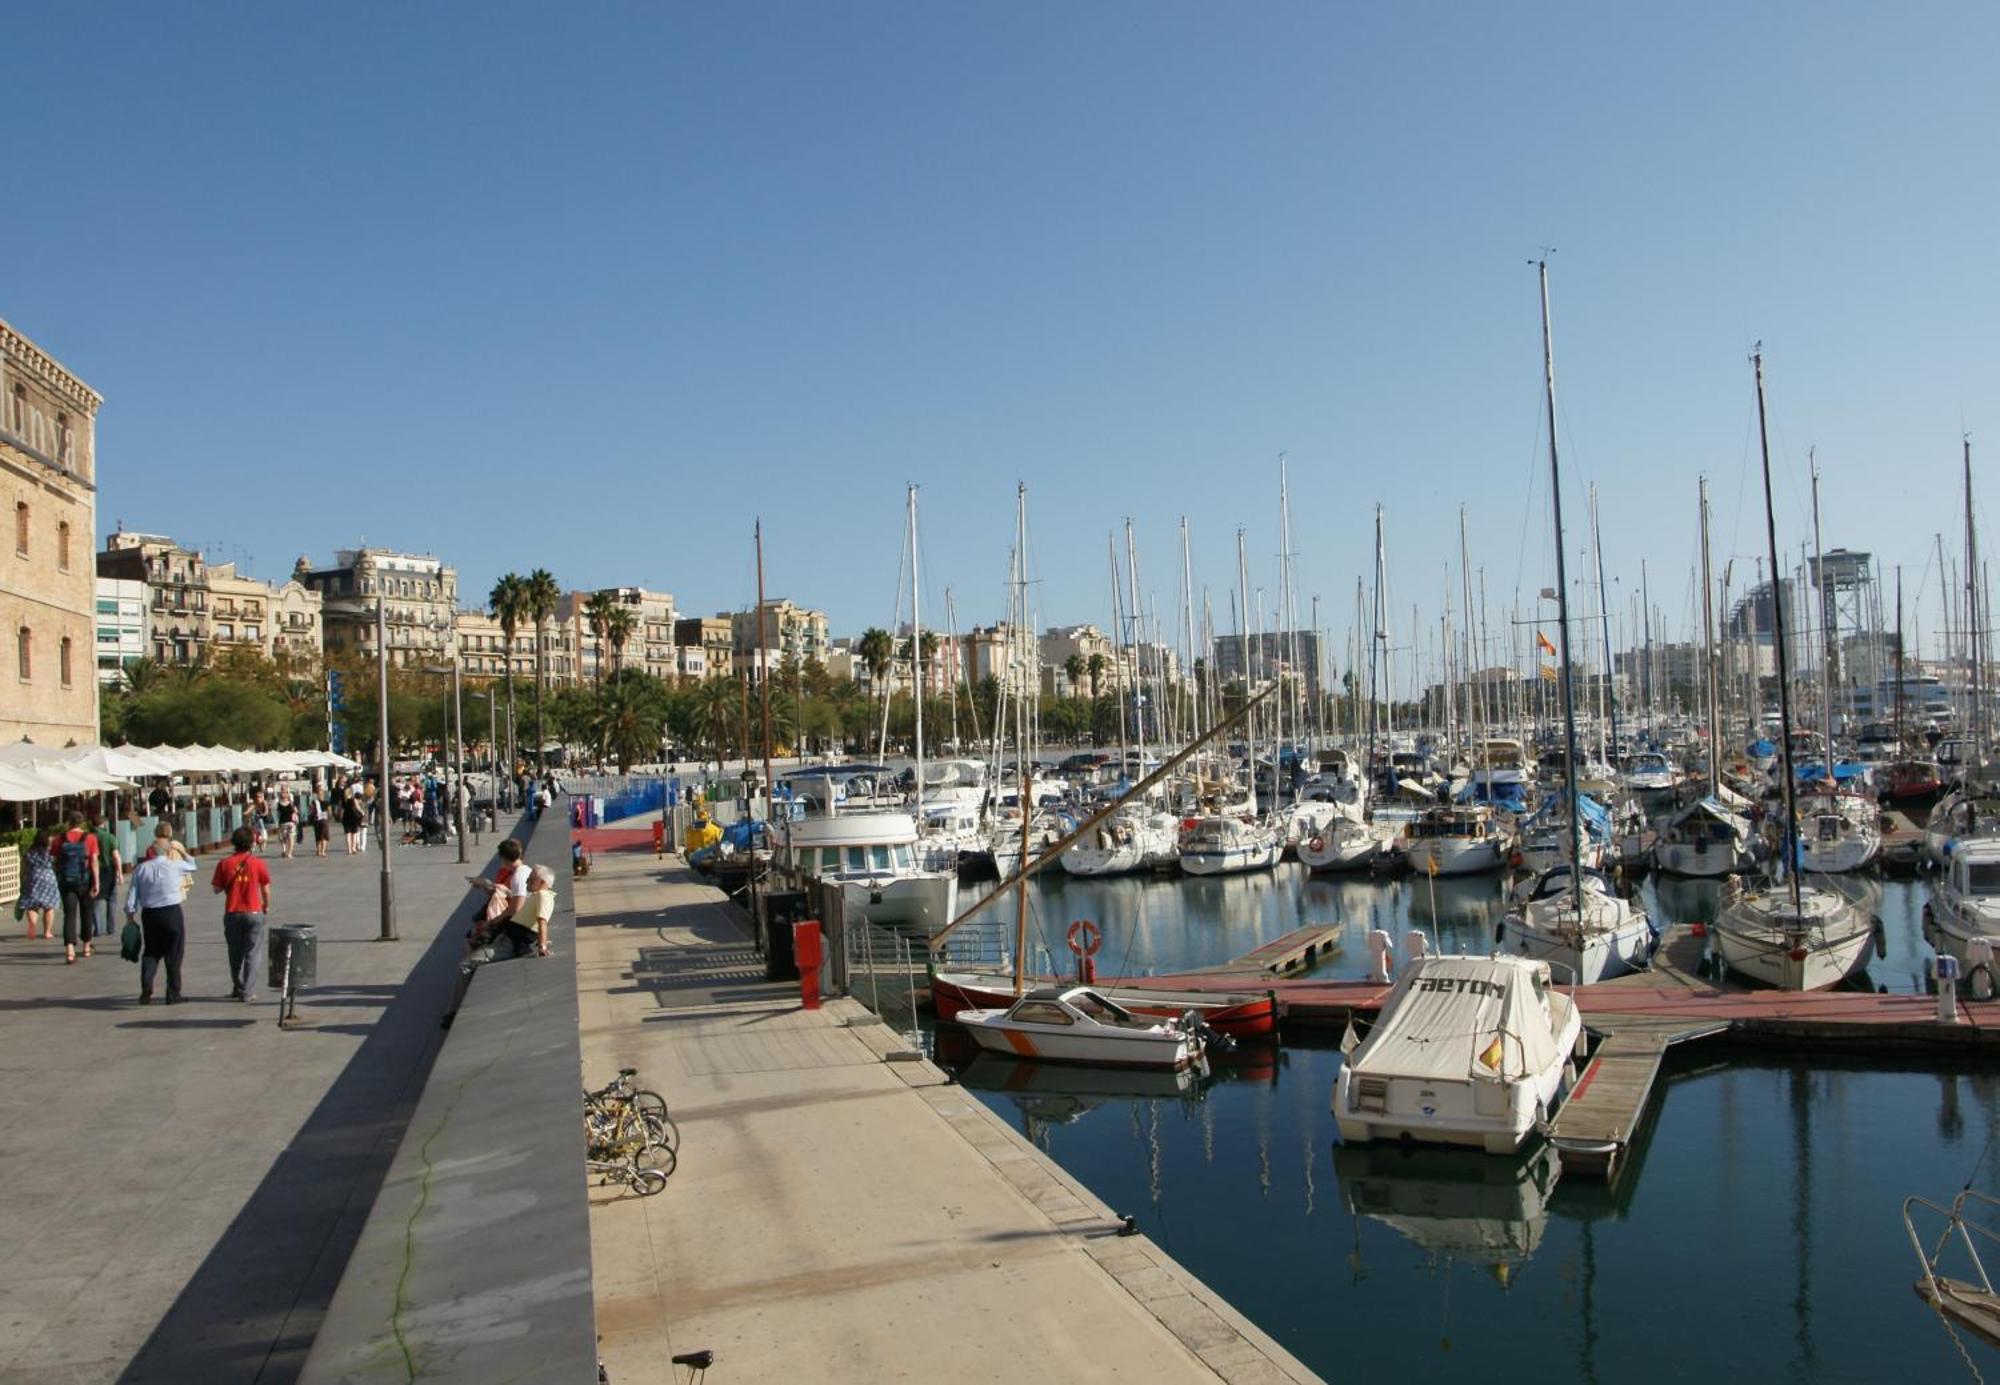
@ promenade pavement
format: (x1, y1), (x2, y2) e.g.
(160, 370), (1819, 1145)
(0, 814), (562, 1385)
(575, 837), (1322, 1384)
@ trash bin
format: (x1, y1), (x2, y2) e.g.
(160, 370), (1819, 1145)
(268, 924), (319, 990)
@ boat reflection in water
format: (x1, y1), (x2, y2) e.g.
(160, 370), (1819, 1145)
(1402, 874), (1510, 950)
(1335, 1142), (1561, 1287)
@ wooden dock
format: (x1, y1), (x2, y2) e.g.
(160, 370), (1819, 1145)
(1546, 1016), (1725, 1180)
(1206, 924), (1344, 978)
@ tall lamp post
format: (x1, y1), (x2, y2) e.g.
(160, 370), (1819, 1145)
(376, 592), (397, 941)
(424, 620), (470, 866)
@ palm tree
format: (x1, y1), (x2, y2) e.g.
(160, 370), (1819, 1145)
(489, 573), (527, 782)
(604, 603), (637, 680)
(120, 656), (167, 697)
(583, 590), (618, 688)
(1087, 652), (1110, 700)
(1063, 653), (1086, 699)
(523, 569), (560, 771)
(857, 627), (895, 688)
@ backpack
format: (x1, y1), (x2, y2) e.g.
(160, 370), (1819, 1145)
(56, 833), (92, 891)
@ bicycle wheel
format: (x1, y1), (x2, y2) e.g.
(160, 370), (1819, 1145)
(630, 1091), (679, 1149)
(630, 1167), (668, 1197)
(635, 1140), (677, 1177)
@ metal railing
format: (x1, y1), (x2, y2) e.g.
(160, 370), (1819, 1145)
(1904, 1188), (1999, 1303)
(840, 916), (928, 1045)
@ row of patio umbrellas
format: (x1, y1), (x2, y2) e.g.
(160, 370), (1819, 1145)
(0, 741), (362, 803)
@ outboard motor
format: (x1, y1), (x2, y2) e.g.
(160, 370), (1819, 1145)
(1179, 1009), (1236, 1055)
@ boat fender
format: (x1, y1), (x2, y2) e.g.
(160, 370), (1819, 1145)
(1494, 920), (1507, 948)
(1066, 919), (1103, 957)
(1365, 929), (1395, 984)
(1970, 941), (1996, 1001)
(1873, 916), (1887, 960)
(1308, 835), (1325, 853)
(1509, 850), (1523, 868)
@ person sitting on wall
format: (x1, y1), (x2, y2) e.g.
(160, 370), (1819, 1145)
(441, 858), (552, 1030)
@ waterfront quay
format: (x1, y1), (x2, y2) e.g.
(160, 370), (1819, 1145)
(575, 838), (1320, 1383)
(0, 820), (562, 1383)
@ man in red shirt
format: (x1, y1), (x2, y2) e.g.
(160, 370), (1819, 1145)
(212, 826), (275, 1002)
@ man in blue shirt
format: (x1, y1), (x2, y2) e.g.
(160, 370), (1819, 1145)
(124, 823), (200, 1004)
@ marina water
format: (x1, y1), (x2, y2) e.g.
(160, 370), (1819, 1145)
(939, 869), (2000, 1382)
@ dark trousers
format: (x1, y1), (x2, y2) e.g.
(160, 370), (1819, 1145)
(95, 875), (118, 937)
(223, 913), (267, 998)
(139, 906), (186, 998)
(59, 886), (95, 948)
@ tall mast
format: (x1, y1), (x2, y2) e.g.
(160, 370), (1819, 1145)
(1538, 260), (1584, 889)
(1809, 458), (1833, 780)
(1590, 482), (1619, 761)
(1180, 517), (1197, 751)
(1753, 347), (1804, 914)
(1699, 477), (1720, 796)
(908, 485), (924, 815)
(755, 518), (775, 839)
(1966, 439), (1983, 756)
(1370, 506), (1386, 783)
(1126, 519), (1148, 783)
(1108, 534), (1130, 774)
(1894, 567), (1905, 749)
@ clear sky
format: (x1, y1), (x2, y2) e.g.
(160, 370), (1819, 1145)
(10, 2), (1999, 672)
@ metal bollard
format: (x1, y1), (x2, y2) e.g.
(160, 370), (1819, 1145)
(1936, 954), (1961, 1024)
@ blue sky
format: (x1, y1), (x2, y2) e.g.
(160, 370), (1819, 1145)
(10, 3), (1999, 670)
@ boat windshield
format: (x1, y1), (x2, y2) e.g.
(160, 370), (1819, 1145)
(1965, 862), (2000, 894)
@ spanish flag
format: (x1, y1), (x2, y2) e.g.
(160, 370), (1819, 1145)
(1478, 1034), (1506, 1070)
(1536, 630), (1557, 657)
(1538, 664), (1559, 681)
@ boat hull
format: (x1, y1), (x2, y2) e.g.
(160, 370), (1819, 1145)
(1712, 887), (1877, 990)
(931, 971), (1280, 1038)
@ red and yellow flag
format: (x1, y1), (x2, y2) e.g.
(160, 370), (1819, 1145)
(1536, 630), (1557, 657)
(1478, 1034), (1506, 1070)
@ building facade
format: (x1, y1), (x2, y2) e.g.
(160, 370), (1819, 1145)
(675, 617), (735, 680)
(297, 548), (459, 669)
(99, 531), (211, 665)
(94, 578), (148, 687)
(204, 561), (324, 667)
(1, 318), (102, 745)
(453, 608), (534, 681)
(728, 599), (829, 665)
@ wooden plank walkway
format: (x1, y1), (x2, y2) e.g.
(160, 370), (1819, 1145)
(1546, 1016), (1725, 1180)
(1207, 924), (1344, 978)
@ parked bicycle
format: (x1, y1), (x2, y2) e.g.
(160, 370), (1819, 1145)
(584, 1068), (678, 1194)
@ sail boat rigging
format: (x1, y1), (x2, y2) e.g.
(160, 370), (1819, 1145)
(1498, 260), (1657, 984)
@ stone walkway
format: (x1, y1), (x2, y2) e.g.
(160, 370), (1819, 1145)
(574, 843), (1322, 1384)
(0, 817), (561, 1384)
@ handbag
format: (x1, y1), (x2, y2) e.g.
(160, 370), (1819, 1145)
(120, 919), (143, 962)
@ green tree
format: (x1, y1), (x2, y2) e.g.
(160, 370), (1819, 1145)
(1063, 653), (1086, 698)
(604, 602), (637, 678)
(1087, 652), (1110, 700)
(489, 573), (528, 772)
(857, 628), (894, 686)
(523, 569), (560, 769)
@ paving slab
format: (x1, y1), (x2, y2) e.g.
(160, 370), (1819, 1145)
(0, 815), (562, 1385)
(574, 847), (1323, 1385)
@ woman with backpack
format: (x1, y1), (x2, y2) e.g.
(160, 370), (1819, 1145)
(19, 828), (59, 941)
(54, 811), (101, 963)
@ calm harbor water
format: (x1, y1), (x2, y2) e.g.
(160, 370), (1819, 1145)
(940, 868), (2000, 1383)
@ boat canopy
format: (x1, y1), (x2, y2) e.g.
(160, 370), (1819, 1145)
(1349, 957), (1562, 1084)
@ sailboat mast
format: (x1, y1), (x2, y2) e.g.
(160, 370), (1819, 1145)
(1699, 477), (1720, 796)
(909, 485), (924, 816)
(1371, 506), (1385, 777)
(1236, 527), (1254, 813)
(1809, 459), (1833, 779)
(1537, 260), (1583, 885)
(1753, 348), (1805, 914)
(1894, 567), (1905, 749)
(755, 518), (775, 837)
(1590, 483), (1619, 759)
(1966, 439), (1983, 755)
(1125, 520), (1148, 779)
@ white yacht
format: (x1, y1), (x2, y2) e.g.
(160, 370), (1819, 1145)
(1652, 795), (1755, 877)
(1923, 836), (2000, 999)
(1400, 804), (1508, 877)
(1792, 788), (1881, 874)
(1333, 954), (1582, 1155)
(1298, 814), (1385, 872)
(1177, 814), (1281, 876)
(1058, 801), (1179, 877)
(782, 810), (959, 936)
(957, 986), (1206, 1069)
(1497, 864), (1656, 985)
(1712, 876), (1877, 990)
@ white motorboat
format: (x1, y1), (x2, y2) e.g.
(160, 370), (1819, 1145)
(1924, 768), (2000, 866)
(1711, 878), (1877, 991)
(916, 800), (988, 874)
(1274, 798), (1343, 854)
(957, 986), (1206, 1069)
(1497, 865), (1657, 985)
(1620, 750), (1680, 805)
(1792, 788), (1881, 873)
(1923, 836), (2000, 999)
(1298, 815), (1384, 872)
(1652, 795), (1756, 877)
(782, 810), (959, 936)
(1177, 814), (1281, 876)
(1400, 805), (1508, 877)
(1333, 954), (1582, 1155)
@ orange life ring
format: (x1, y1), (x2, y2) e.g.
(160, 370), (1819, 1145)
(1066, 919), (1103, 957)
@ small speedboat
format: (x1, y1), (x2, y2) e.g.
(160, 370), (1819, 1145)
(957, 986), (1208, 1069)
(1923, 836), (2000, 1000)
(1333, 954), (1582, 1155)
(932, 971), (1279, 1038)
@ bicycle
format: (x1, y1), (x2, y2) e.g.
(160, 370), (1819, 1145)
(585, 1068), (679, 1152)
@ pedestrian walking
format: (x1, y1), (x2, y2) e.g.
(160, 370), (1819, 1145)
(18, 828), (59, 941)
(86, 809), (123, 940)
(340, 790), (365, 855)
(306, 783), (331, 858)
(54, 811), (101, 963)
(276, 790), (299, 859)
(124, 823), (198, 1004)
(212, 826), (273, 1001)
(250, 792), (270, 853)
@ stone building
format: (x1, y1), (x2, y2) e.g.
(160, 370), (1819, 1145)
(1, 316), (101, 745)
(296, 548), (458, 669)
(675, 616), (734, 680)
(728, 599), (829, 665)
(452, 607), (535, 681)
(98, 532), (210, 665)
(206, 561), (323, 667)
(94, 578), (148, 685)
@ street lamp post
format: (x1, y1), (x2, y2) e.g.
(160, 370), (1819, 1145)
(376, 593), (397, 941)
(740, 765), (761, 955)
(424, 622), (470, 866)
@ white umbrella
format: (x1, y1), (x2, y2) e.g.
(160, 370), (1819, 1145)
(14, 759), (124, 794)
(0, 764), (63, 801)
